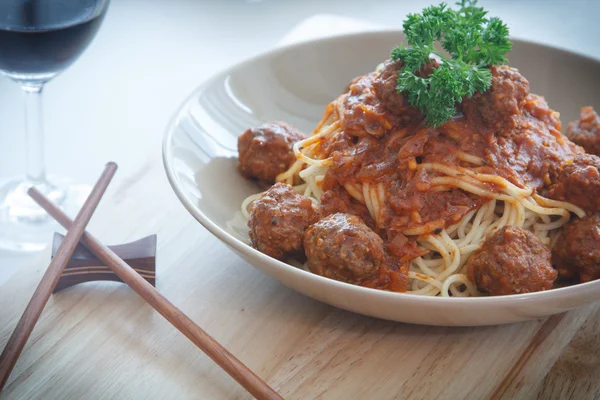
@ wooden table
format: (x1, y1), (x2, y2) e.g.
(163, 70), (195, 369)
(2, 161), (600, 400)
(2, 16), (600, 400)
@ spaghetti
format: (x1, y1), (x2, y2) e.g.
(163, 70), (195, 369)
(241, 90), (585, 297)
(237, 54), (590, 297)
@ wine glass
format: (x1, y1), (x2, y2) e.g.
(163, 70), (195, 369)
(0, 0), (110, 251)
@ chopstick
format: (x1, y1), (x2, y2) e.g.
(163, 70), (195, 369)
(0, 162), (118, 391)
(28, 190), (284, 400)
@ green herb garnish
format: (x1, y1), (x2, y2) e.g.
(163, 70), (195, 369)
(391, 0), (511, 127)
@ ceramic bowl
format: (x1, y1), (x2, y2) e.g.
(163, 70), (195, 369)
(163, 30), (600, 326)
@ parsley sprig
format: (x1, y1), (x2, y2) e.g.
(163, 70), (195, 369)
(391, 0), (511, 127)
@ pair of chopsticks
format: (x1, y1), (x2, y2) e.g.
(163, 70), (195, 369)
(0, 163), (283, 400)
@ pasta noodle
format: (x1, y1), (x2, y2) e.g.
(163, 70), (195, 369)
(240, 97), (584, 297)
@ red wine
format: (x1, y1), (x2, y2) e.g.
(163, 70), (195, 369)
(0, 0), (108, 81)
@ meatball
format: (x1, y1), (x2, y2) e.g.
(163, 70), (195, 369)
(547, 153), (600, 212)
(462, 65), (529, 132)
(373, 57), (439, 115)
(552, 214), (600, 283)
(466, 226), (556, 296)
(237, 122), (305, 183)
(566, 106), (600, 156)
(304, 213), (385, 283)
(373, 59), (410, 114)
(248, 183), (321, 260)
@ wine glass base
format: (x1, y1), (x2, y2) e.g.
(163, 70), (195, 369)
(0, 176), (91, 252)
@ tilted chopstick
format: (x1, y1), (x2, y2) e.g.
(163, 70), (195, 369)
(0, 162), (118, 391)
(28, 190), (283, 400)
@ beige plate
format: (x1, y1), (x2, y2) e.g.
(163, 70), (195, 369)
(163, 30), (600, 326)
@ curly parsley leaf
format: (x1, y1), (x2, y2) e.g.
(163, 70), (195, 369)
(391, 0), (511, 127)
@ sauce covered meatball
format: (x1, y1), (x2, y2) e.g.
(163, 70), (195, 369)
(248, 183), (321, 260)
(565, 106), (600, 156)
(373, 59), (410, 114)
(237, 122), (306, 183)
(304, 213), (384, 283)
(552, 214), (600, 283)
(466, 226), (556, 296)
(373, 57), (440, 115)
(548, 153), (600, 212)
(462, 65), (529, 132)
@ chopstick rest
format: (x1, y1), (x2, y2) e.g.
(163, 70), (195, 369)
(51, 233), (156, 293)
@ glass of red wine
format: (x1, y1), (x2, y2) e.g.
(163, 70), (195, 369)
(0, 0), (110, 251)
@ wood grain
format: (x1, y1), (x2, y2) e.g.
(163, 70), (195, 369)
(34, 184), (282, 400)
(491, 313), (567, 400)
(534, 305), (600, 400)
(1, 157), (599, 400)
(0, 162), (117, 392)
(51, 233), (157, 293)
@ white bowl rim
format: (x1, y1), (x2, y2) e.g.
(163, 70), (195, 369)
(162, 28), (600, 306)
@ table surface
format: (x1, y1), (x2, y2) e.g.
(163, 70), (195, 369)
(2, 1), (600, 399)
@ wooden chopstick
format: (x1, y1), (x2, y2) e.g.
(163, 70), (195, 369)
(29, 191), (284, 400)
(0, 162), (118, 391)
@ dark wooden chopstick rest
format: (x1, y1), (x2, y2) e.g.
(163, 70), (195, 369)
(51, 233), (157, 293)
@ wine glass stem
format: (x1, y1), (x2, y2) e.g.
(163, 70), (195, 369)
(22, 83), (46, 185)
